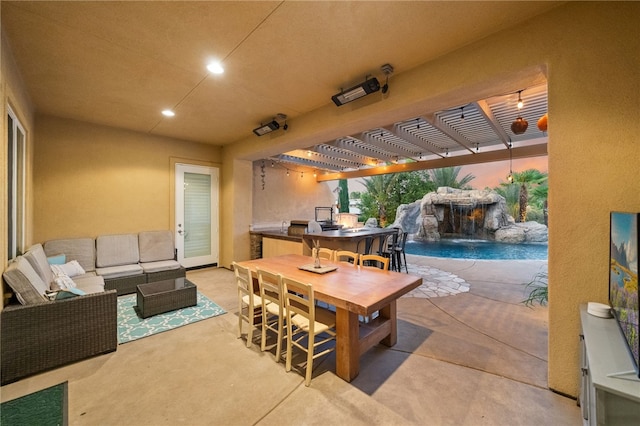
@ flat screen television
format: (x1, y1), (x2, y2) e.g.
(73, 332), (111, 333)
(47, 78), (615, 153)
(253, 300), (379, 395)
(609, 211), (639, 378)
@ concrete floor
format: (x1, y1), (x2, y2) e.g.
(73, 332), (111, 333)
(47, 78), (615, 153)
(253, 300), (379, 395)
(1, 255), (581, 425)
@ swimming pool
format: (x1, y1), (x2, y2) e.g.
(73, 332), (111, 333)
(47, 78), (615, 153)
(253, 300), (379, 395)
(404, 239), (548, 260)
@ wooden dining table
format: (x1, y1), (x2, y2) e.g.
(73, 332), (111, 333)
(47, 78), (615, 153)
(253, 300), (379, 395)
(235, 254), (422, 382)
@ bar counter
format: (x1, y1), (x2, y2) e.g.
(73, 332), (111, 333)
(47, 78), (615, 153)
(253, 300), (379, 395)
(301, 227), (397, 255)
(249, 227), (397, 258)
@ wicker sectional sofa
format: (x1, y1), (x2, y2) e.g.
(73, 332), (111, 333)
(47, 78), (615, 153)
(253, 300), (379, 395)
(1, 230), (185, 385)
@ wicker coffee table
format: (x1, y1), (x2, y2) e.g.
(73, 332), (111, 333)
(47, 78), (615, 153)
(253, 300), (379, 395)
(136, 278), (197, 318)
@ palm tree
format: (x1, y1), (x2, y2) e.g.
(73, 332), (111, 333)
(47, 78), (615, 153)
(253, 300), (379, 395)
(495, 183), (520, 219)
(510, 169), (547, 222)
(358, 174), (400, 226)
(428, 166), (475, 189)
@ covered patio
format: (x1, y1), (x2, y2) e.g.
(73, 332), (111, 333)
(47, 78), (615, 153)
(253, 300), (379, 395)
(0, 255), (579, 425)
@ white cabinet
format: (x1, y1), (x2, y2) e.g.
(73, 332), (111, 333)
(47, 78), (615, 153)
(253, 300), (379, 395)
(579, 305), (640, 425)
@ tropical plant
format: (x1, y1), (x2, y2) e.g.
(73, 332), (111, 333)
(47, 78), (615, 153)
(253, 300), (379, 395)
(428, 166), (475, 189)
(522, 271), (548, 307)
(357, 170), (435, 225)
(494, 183), (520, 219)
(510, 169), (547, 222)
(358, 174), (400, 226)
(530, 183), (549, 225)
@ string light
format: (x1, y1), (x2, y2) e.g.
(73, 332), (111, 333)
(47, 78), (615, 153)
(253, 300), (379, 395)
(507, 143), (514, 183)
(517, 90), (524, 110)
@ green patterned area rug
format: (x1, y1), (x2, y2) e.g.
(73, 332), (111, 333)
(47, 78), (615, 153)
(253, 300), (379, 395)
(117, 292), (226, 344)
(1, 382), (67, 425)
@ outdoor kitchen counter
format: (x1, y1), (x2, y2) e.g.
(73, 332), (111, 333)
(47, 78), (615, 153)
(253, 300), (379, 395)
(301, 227), (397, 255)
(250, 229), (303, 259)
(251, 229), (302, 242)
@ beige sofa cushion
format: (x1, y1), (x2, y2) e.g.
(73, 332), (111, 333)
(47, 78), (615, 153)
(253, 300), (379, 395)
(3, 257), (49, 305)
(44, 238), (96, 273)
(138, 230), (175, 262)
(73, 275), (106, 294)
(95, 264), (144, 279)
(140, 260), (181, 273)
(23, 244), (54, 287)
(96, 234), (139, 268)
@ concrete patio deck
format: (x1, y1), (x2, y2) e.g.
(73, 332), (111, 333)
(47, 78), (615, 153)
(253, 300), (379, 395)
(1, 255), (581, 425)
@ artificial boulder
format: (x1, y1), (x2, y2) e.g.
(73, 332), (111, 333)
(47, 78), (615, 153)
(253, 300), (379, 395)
(494, 221), (548, 243)
(391, 186), (548, 243)
(391, 200), (421, 234)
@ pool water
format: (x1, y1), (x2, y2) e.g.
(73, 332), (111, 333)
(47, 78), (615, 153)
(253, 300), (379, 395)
(405, 239), (548, 260)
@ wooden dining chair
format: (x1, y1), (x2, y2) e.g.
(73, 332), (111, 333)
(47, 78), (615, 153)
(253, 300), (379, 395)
(312, 247), (335, 261)
(359, 254), (390, 270)
(257, 268), (287, 363)
(282, 276), (336, 387)
(358, 254), (390, 323)
(233, 261), (268, 348)
(334, 250), (359, 266)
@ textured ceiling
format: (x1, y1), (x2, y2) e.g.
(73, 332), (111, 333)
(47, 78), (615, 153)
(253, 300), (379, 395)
(2, 1), (555, 174)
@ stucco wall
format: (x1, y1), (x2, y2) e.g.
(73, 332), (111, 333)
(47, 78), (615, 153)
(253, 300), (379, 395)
(251, 161), (335, 229)
(33, 116), (220, 242)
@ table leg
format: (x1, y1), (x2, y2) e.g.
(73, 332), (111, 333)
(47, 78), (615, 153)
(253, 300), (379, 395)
(335, 307), (359, 382)
(379, 300), (397, 347)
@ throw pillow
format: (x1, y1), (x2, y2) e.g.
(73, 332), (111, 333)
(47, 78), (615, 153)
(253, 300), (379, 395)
(60, 260), (85, 277)
(54, 287), (86, 300)
(47, 254), (66, 265)
(51, 275), (77, 291)
(50, 264), (79, 291)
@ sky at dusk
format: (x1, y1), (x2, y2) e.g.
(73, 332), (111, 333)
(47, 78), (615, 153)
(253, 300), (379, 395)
(339, 156), (548, 194)
(462, 156), (548, 189)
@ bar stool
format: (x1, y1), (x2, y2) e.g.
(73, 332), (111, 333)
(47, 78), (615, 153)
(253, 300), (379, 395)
(394, 232), (409, 273)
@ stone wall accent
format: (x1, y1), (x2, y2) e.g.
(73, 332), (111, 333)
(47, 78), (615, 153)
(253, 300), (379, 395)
(249, 233), (262, 259)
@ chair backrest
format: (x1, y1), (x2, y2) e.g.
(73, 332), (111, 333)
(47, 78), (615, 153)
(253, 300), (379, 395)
(397, 232), (408, 250)
(282, 276), (315, 330)
(257, 268), (284, 308)
(374, 233), (395, 256)
(355, 236), (373, 255)
(392, 227), (403, 246)
(359, 254), (390, 270)
(312, 247), (334, 261)
(233, 262), (252, 296)
(334, 250), (359, 266)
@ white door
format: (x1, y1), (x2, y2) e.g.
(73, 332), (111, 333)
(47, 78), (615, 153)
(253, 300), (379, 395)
(175, 164), (219, 268)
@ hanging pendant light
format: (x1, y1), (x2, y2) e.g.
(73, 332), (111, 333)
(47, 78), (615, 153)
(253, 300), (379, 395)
(511, 116), (528, 134)
(537, 113), (548, 132)
(511, 89), (528, 135)
(507, 143), (514, 183)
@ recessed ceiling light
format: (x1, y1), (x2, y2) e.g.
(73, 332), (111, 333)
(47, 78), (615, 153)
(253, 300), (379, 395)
(162, 109), (175, 117)
(206, 61), (224, 74)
